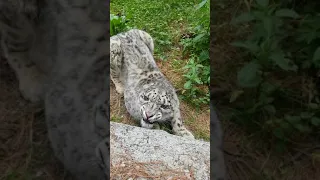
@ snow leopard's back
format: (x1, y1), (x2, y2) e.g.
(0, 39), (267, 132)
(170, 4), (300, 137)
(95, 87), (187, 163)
(116, 29), (179, 120)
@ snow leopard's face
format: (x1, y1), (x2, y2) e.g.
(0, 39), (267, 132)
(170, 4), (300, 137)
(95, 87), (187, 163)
(139, 89), (174, 125)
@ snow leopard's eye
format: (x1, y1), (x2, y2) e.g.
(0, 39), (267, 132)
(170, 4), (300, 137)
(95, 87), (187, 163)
(143, 95), (149, 101)
(160, 104), (170, 109)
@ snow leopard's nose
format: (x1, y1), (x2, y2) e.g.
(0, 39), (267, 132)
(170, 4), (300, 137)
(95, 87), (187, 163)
(144, 112), (154, 120)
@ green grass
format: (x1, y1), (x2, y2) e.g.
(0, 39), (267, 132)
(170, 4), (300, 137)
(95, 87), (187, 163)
(111, 115), (123, 123)
(111, 0), (209, 55)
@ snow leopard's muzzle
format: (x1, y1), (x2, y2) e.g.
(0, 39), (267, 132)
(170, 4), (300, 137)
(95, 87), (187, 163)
(140, 104), (162, 124)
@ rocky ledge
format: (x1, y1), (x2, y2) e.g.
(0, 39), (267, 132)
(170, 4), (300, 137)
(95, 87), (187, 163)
(110, 122), (210, 180)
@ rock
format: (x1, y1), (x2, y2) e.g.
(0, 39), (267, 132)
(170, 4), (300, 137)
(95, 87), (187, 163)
(110, 122), (210, 180)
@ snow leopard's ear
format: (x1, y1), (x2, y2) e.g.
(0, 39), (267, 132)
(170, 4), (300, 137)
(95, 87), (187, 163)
(175, 89), (181, 95)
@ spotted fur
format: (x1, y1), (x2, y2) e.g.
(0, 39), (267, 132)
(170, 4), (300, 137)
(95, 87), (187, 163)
(0, 1), (109, 179)
(110, 29), (194, 139)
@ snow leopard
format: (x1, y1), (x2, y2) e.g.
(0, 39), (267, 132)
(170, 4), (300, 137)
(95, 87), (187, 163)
(0, 0), (109, 179)
(110, 29), (194, 139)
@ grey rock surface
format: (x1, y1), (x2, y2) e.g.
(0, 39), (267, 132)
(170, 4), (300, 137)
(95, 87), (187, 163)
(110, 122), (210, 180)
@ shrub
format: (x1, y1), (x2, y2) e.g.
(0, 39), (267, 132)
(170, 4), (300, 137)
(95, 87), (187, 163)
(230, 0), (320, 147)
(110, 13), (131, 36)
(180, 0), (210, 106)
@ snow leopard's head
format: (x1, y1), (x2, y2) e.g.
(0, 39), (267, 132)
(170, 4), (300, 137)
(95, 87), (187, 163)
(138, 88), (176, 126)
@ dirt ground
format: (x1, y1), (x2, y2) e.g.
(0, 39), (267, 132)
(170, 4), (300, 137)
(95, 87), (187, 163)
(221, 120), (320, 180)
(0, 58), (73, 180)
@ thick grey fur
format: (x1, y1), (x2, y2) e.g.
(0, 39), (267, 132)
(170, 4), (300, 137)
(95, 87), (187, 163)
(0, 0), (109, 179)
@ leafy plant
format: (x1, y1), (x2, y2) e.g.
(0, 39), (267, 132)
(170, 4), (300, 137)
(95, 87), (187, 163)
(231, 0), (300, 88)
(230, 0), (320, 145)
(110, 13), (132, 36)
(180, 0), (210, 106)
(182, 56), (210, 106)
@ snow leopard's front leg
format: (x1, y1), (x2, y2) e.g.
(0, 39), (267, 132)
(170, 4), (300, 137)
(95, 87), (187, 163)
(0, 14), (46, 104)
(110, 36), (124, 95)
(171, 111), (195, 139)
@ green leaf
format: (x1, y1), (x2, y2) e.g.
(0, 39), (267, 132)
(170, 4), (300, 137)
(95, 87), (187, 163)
(256, 0), (269, 8)
(294, 124), (311, 133)
(267, 5), (277, 15)
(285, 115), (301, 123)
(237, 61), (262, 88)
(275, 9), (299, 18)
(309, 103), (319, 109)
(231, 41), (259, 53)
(195, 0), (208, 10)
(263, 17), (273, 36)
(296, 30), (317, 44)
(279, 121), (290, 130)
(261, 82), (276, 94)
(199, 51), (209, 62)
(264, 105), (276, 114)
(229, 90), (244, 103)
(252, 11), (265, 21)
(270, 52), (297, 71)
(312, 47), (320, 64)
(311, 117), (320, 126)
(194, 77), (202, 84)
(266, 119), (273, 125)
(300, 112), (314, 119)
(231, 12), (255, 25)
(196, 64), (204, 68)
(273, 128), (284, 139)
(269, 38), (280, 51)
(265, 97), (274, 104)
(110, 25), (114, 35)
(192, 33), (206, 43)
(184, 81), (192, 89)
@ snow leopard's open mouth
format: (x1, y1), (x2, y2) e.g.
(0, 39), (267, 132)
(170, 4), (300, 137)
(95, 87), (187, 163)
(142, 118), (154, 124)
